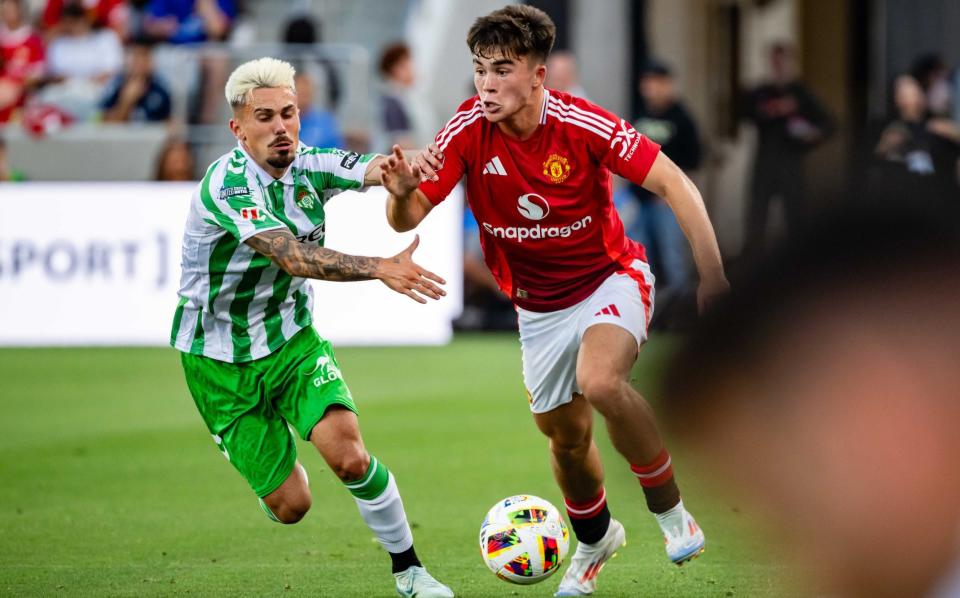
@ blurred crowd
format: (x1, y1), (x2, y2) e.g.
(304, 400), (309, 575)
(0, 0), (425, 181)
(869, 54), (960, 207)
(0, 0), (235, 129)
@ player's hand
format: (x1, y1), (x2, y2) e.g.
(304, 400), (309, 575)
(376, 235), (447, 304)
(381, 144), (422, 197)
(697, 277), (730, 314)
(413, 143), (444, 182)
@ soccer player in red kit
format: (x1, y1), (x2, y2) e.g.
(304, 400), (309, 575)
(379, 6), (729, 595)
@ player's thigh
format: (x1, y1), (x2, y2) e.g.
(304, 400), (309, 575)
(180, 352), (297, 498)
(268, 327), (360, 442)
(518, 305), (581, 415)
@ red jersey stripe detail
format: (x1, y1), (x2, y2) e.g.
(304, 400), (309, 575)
(609, 304), (621, 317)
(545, 108), (611, 139)
(435, 102), (482, 146)
(539, 89), (550, 124)
(548, 97), (615, 132)
(435, 100), (481, 138)
(438, 111), (485, 152)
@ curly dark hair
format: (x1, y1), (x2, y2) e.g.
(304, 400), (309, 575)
(466, 5), (556, 64)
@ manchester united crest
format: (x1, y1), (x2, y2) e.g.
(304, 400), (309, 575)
(543, 153), (572, 184)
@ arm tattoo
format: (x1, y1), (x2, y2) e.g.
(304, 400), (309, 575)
(245, 230), (381, 281)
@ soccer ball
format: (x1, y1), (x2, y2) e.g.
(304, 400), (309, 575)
(479, 494), (570, 584)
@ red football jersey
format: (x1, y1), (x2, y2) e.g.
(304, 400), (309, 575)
(420, 89), (661, 312)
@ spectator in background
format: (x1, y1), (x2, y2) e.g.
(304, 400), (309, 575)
(122, 0), (153, 42)
(42, 0), (125, 36)
(144, 0), (235, 125)
(910, 53), (953, 119)
(282, 14), (341, 107)
(627, 61), (702, 312)
(545, 50), (587, 98)
(154, 136), (195, 181)
(872, 75), (960, 206)
(742, 42), (833, 256)
(378, 42), (416, 149)
(39, 2), (123, 121)
(0, 136), (27, 181)
(0, 0), (45, 123)
(294, 71), (344, 150)
(144, 0), (235, 44)
(100, 36), (171, 123)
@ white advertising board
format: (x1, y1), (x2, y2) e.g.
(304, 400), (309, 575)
(0, 182), (462, 346)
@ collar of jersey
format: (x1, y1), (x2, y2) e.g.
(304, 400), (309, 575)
(236, 142), (297, 187)
(540, 88), (550, 125)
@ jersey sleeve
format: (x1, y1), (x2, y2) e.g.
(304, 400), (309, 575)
(198, 159), (284, 243)
(582, 100), (661, 186)
(297, 146), (378, 196)
(418, 98), (479, 206)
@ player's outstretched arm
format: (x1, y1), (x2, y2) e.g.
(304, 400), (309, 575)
(641, 153), (729, 312)
(246, 229), (446, 303)
(382, 144), (435, 232)
(361, 149), (433, 186)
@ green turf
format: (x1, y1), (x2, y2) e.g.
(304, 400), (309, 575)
(0, 334), (791, 597)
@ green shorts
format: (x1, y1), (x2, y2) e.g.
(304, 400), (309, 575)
(180, 326), (357, 498)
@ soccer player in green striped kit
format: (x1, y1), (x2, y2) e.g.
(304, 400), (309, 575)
(170, 57), (454, 598)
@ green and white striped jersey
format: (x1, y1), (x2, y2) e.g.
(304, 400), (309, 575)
(170, 143), (376, 363)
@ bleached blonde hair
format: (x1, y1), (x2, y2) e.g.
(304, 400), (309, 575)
(224, 57), (297, 109)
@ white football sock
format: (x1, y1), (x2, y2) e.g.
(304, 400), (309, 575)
(353, 472), (414, 553)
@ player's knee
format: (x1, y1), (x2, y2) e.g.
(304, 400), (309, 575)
(580, 376), (627, 416)
(547, 423), (592, 462)
(276, 503), (310, 524)
(266, 492), (312, 524)
(332, 449), (371, 483)
(550, 435), (591, 463)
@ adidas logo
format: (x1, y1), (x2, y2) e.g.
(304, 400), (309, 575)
(594, 304), (621, 317)
(483, 156), (507, 176)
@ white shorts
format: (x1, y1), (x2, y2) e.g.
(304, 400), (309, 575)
(518, 260), (655, 414)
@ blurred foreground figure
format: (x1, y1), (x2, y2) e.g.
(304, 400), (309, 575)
(664, 208), (960, 598)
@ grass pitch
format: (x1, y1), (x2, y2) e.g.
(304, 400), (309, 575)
(0, 334), (791, 597)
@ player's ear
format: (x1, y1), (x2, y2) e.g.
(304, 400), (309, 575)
(533, 61), (547, 88)
(229, 118), (243, 141)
